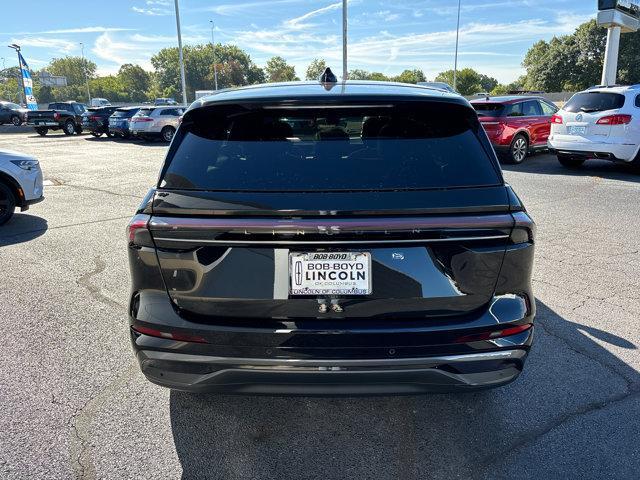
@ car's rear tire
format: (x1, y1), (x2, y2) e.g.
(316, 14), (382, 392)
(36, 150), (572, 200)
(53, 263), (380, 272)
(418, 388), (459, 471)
(0, 181), (16, 225)
(161, 126), (175, 143)
(11, 115), (21, 126)
(35, 127), (48, 136)
(503, 134), (529, 164)
(63, 120), (75, 135)
(557, 154), (585, 169)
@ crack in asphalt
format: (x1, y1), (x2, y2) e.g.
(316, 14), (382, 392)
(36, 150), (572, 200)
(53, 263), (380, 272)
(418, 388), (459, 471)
(62, 183), (142, 199)
(77, 256), (126, 310)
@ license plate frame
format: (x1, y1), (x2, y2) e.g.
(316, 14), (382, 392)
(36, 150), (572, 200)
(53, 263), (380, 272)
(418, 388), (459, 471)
(567, 125), (587, 135)
(289, 252), (372, 296)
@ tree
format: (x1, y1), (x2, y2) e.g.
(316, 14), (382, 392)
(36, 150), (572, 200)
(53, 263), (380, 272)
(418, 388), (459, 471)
(118, 64), (151, 102)
(434, 68), (483, 95)
(305, 58), (327, 80)
(151, 44), (265, 101)
(478, 74), (499, 92)
(265, 56), (299, 82)
(348, 69), (390, 81)
(46, 56), (97, 101)
(393, 69), (426, 84)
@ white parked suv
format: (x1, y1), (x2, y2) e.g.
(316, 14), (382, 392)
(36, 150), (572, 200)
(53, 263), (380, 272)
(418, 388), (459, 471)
(0, 149), (44, 225)
(548, 85), (640, 168)
(129, 106), (185, 142)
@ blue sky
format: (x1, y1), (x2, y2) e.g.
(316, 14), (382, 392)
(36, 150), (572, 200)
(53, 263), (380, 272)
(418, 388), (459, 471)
(1, 0), (595, 83)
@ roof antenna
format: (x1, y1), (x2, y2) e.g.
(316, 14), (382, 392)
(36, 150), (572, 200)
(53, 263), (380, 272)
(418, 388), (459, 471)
(319, 67), (338, 84)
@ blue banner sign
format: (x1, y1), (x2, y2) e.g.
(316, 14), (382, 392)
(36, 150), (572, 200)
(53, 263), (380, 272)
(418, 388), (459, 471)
(18, 52), (38, 110)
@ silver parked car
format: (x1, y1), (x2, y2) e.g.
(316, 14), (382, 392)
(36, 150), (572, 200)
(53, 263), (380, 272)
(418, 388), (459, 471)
(129, 106), (185, 142)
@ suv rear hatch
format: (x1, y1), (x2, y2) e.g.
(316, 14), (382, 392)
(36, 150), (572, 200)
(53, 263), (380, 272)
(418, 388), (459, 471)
(472, 102), (506, 141)
(147, 99), (514, 321)
(558, 91), (627, 139)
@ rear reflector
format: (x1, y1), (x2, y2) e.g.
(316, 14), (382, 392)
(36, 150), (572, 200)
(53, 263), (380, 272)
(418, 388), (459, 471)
(454, 324), (532, 343)
(551, 114), (563, 124)
(132, 325), (208, 344)
(596, 114), (632, 125)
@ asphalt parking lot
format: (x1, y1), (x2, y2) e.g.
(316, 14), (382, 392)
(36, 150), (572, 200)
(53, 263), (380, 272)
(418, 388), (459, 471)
(1, 127), (639, 480)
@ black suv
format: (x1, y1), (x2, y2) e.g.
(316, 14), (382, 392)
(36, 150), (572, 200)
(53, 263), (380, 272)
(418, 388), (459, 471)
(127, 78), (536, 395)
(82, 106), (118, 137)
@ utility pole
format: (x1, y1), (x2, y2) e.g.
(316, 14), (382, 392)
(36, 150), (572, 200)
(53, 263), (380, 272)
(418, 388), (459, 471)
(342, 0), (348, 81)
(7, 44), (25, 106)
(210, 20), (219, 90)
(174, 0), (188, 104)
(453, 0), (461, 91)
(80, 42), (91, 104)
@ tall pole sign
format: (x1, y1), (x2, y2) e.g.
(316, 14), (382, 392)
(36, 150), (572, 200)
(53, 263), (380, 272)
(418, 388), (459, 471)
(597, 0), (639, 85)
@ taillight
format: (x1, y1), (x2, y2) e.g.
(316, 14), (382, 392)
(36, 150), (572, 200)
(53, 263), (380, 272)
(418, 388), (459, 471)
(133, 117), (153, 122)
(89, 115), (100, 121)
(132, 325), (208, 344)
(127, 214), (151, 246)
(596, 114), (632, 125)
(551, 114), (563, 124)
(455, 324), (532, 343)
(53, 112), (60, 121)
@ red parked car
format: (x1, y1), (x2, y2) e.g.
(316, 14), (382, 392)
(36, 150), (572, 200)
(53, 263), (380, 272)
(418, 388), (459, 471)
(470, 96), (558, 164)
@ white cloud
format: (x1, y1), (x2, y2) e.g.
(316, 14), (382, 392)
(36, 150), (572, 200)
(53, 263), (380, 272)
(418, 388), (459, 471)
(284, 2), (343, 29)
(37, 26), (135, 34)
(9, 37), (77, 53)
(92, 33), (154, 69)
(132, 6), (172, 16)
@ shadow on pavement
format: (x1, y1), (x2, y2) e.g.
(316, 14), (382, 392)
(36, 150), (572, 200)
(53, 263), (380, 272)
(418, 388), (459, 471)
(83, 136), (169, 147)
(501, 154), (640, 183)
(0, 213), (48, 246)
(168, 300), (639, 480)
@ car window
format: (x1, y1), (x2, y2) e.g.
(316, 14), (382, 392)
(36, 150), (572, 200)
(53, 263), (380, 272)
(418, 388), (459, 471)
(135, 108), (154, 117)
(472, 103), (505, 117)
(505, 103), (524, 117)
(564, 92), (625, 113)
(539, 101), (557, 116)
(160, 102), (501, 192)
(522, 101), (542, 116)
(73, 104), (86, 114)
(160, 108), (181, 116)
(4, 102), (21, 110)
(636, 94), (640, 108)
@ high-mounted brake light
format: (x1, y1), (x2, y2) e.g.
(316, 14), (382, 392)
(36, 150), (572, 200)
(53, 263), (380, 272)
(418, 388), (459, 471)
(454, 324), (532, 343)
(550, 114), (563, 124)
(127, 214), (150, 245)
(132, 325), (208, 344)
(596, 114), (632, 125)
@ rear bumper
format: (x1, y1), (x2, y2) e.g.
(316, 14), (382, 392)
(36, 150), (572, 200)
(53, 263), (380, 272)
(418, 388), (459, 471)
(136, 348), (529, 394)
(548, 137), (639, 162)
(28, 121), (59, 128)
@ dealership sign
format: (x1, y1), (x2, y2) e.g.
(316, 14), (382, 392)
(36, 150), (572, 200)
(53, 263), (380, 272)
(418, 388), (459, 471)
(598, 0), (640, 32)
(599, 0), (640, 18)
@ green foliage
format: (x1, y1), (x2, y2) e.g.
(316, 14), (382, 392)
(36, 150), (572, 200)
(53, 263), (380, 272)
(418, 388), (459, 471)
(46, 56), (97, 102)
(393, 69), (426, 84)
(348, 69), (390, 81)
(265, 56), (299, 82)
(521, 19), (640, 91)
(434, 68), (482, 95)
(305, 59), (327, 80)
(118, 64), (151, 102)
(151, 44), (265, 100)
(0, 67), (23, 103)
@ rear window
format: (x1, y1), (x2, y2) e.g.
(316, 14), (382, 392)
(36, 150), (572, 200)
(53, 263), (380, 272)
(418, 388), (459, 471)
(472, 103), (505, 117)
(135, 108), (154, 117)
(160, 103), (500, 192)
(113, 109), (139, 118)
(564, 92), (625, 113)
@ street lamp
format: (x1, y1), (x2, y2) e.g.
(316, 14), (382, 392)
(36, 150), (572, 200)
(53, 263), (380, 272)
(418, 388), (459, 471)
(7, 44), (25, 106)
(80, 42), (91, 104)
(453, 0), (461, 92)
(174, 0), (188, 105)
(210, 20), (219, 90)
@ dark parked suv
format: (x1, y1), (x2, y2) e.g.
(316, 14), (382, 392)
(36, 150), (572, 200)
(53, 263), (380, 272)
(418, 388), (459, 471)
(127, 78), (536, 395)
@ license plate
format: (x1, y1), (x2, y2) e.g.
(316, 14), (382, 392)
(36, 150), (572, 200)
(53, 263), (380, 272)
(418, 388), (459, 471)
(568, 126), (587, 135)
(289, 252), (371, 295)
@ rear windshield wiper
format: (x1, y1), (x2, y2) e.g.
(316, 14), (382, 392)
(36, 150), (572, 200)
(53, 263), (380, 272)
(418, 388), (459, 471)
(579, 107), (600, 113)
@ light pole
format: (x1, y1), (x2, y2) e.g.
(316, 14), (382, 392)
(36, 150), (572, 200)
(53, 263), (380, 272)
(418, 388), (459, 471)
(453, 0), (461, 91)
(7, 44), (25, 106)
(210, 20), (219, 90)
(342, 0), (348, 81)
(174, 0), (188, 104)
(80, 42), (91, 103)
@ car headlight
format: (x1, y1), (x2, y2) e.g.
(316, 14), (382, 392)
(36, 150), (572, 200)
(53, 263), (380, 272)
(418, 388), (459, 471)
(10, 159), (39, 171)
